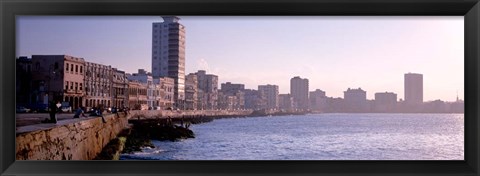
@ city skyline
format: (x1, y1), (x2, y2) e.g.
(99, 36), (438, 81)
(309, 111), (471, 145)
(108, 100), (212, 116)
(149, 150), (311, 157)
(16, 16), (464, 101)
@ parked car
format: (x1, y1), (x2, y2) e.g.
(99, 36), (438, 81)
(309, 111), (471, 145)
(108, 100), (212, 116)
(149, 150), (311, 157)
(16, 106), (31, 113)
(28, 103), (49, 113)
(61, 106), (72, 113)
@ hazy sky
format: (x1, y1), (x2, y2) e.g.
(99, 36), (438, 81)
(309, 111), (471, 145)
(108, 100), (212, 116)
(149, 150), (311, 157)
(17, 16), (464, 101)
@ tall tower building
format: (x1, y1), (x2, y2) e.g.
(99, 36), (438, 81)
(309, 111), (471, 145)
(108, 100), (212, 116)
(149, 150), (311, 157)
(404, 73), (423, 105)
(152, 16), (186, 108)
(290, 76), (309, 110)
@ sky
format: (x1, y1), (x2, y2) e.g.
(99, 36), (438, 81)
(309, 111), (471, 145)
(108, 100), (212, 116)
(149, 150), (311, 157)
(16, 16), (464, 101)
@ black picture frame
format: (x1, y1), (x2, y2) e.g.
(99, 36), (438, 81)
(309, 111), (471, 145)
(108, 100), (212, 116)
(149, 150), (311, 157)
(1, 0), (478, 175)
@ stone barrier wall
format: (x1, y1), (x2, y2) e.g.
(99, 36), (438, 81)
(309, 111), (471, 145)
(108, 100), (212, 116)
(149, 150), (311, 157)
(16, 113), (128, 160)
(128, 110), (254, 120)
(15, 110), (253, 160)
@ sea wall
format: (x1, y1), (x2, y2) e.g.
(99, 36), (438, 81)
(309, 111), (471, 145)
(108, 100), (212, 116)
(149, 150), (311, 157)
(15, 110), (253, 160)
(128, 110), (253, 120)
(16, 113), (128, 160)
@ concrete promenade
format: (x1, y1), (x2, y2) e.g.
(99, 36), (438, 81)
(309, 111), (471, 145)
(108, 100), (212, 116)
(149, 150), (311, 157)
(16, 109), (254, 128)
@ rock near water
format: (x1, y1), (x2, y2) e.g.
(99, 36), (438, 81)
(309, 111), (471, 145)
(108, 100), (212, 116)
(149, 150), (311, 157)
(121, 120), (195, 154)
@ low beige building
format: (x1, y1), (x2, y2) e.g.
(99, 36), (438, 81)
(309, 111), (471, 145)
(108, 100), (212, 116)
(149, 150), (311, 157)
(128, 81), (148, 110)
(156, 77), (174, 110)
(31, 55), (85, 109)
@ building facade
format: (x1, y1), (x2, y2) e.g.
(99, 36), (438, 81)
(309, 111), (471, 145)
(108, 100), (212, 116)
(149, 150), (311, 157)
(244, 89), (266, 110)
(344, 88), (368, 112)
(155, 77), (175, 110)
(185, 73), (198, 110)
(112, 68), (129, 108)
(309, 89), (327, 113)
(128, 81), (148, 110)
(84, 61), (113, 109)
(127, 69), (156, 109)
(220, 82), (245, 109)
(16, 57), (33, 106)
(374, 92), (397, 112)
(30, 55), (86, 109)
(258, 84), (279, 110)
(404, 73), (423, 105)
(194, 70), (218, 110)
(290, 76), (309, 110)
(152, 16), (186, 109)
(278, 94), (294, 112)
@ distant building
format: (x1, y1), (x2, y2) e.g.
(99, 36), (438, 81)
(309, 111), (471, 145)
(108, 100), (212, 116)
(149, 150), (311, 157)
(221, 82), (245, 93)
(404, 73), (423, 105)
(279, 94), (294, 112)
(112, 68), (129, 108)
(185, 74), (198, 110)
(220, 82), (245, 109)
(128, 81), (148, 110)
(30, 55), (86, 109)
(218, 91), (238, 110)
(424, 100), (447, 113)
(127, 69), (157, 109)
(193, 70), (218, 110)
(447, 97), (464, 113)
(326, 97), (345, 113)
(244, 89), (266, 110)
(258, 84), (279, 110)
(290, 76), (309, 110)
(374, 92), (397, 112)
(309, 89), (327, 113)
(155, 77), (175, 110)
(152, 16), (186, 109)
(344, 88), (367, 112)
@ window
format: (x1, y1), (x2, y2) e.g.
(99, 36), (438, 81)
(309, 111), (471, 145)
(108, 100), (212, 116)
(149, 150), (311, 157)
(70, 64), (74, 71)
(66, 63), (69, 71)
(75, 65), (78, 73)
(70, 82), (73, 89)
(75, 82), (78, 90)
(80, 66), (83, 73)
(65, 81), (69, 90)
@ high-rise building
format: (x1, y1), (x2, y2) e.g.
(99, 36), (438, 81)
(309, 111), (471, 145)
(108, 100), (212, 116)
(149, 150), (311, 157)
(258, 84), (279, 110)
(290, 76), (309, 110)
(152, 16), (186, 109)
(404, 73), (423, 105)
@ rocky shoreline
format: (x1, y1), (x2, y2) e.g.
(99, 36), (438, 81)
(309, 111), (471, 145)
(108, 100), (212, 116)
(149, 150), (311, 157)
(94, 119), (196, 160)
